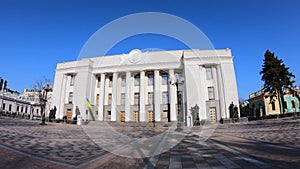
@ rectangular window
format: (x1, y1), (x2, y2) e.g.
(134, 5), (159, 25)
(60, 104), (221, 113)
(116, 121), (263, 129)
(70, 75), (75, 86)
(9, 104), (11, 111)
(97, 76), (101, 88)
(284, 101), (287, 109)
(135, 75), (140, 86)
(68, 92), (73, 104)
(134, 93), (140, 105)
(121, 75), (126, 87)
(36, 109), (39, 115)
(271, 102), (276, 111)
(175, 73), (182, 83)
(108, 76), (113, 87)
(108, 94), (112, 105)
(162, 91), (169, 104)
(148, 92), (154, 105)
(121, 93), (125, 105)
(208, 87), (215, 100)
(291, 100), (296, 109)
(96, 94), (99, 104)
(162, 74), (168, 85)
(2, 103), (5, 110)
(21, 106), (23, 113)
(25, 107), (28, 113)
(148, 74), (154, 86)
(17, 106), (19, 112)
(206, 67), (213, 80)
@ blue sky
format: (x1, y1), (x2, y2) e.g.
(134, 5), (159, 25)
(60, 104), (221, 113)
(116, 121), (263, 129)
(0, 0), (299, 99)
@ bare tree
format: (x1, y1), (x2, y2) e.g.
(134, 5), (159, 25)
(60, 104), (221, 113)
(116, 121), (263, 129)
(31, 77), (52, 125)
(32, 77), (50, 91)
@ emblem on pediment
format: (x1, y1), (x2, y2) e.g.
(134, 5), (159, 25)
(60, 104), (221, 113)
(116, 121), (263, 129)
(119, 49), (145, 65)
(128, 49), (144, 64)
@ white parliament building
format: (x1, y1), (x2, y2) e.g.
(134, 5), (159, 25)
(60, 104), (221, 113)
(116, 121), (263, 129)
(52, 49), (239, 126)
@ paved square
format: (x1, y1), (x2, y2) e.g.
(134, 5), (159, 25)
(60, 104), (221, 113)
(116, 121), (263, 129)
(0, 117), (299, 169)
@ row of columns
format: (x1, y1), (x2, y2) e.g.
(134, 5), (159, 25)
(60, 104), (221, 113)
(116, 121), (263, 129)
(97, 70), (177, 122)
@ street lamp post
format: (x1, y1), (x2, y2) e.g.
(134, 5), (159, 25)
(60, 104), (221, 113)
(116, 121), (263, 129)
(0, 91), (3, 113)
(169, 75), (184, 131)
(40, 82), (52, 125)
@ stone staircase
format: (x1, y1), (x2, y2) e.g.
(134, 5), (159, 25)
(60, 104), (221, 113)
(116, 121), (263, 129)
(85, 121), (176, 128)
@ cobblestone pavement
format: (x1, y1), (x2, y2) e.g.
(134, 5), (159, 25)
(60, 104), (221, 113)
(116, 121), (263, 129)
(213, 118), (299, 148)
(209, 118), (300, 169)
(0, 117), (299, 169)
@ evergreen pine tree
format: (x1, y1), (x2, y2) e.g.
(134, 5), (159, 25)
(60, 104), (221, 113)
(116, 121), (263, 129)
(260, 50), (296, 114)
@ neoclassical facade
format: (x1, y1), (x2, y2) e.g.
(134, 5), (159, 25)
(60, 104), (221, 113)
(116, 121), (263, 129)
(52, 49), (239, 126)
(0, 89), (42, 118)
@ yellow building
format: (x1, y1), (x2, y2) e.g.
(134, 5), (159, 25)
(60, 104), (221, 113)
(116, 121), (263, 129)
(248, 88), (300, 117)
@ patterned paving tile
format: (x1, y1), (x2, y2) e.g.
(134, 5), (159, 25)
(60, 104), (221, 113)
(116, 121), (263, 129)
(0, 118), (299, 168)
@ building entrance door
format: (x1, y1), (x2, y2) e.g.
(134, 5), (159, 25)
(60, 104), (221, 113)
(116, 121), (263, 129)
(104, 111), (111, 121)
(209, 107), (217, 123)
(134, 111), (139, 122)
(120, 111), (125, 122)
(67, 109), (72, 121)
(148, 111), (153, 122)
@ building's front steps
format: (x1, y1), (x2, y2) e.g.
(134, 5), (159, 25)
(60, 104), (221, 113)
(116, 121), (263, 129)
(86, 121), (176, 127)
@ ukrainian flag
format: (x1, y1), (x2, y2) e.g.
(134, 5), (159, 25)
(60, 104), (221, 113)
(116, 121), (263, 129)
(86, 98), (93, 110)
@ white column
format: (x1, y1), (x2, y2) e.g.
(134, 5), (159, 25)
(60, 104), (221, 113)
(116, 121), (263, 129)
(139, 71), (146, 122)
(28, 105), (32, 119)
(59, 74), (67, 118)
(111, 72), (118, 121)
(216, 65), (226, 118)
(14, 101), (17, 113)
(154, 70), (161, 121)
(98, 73), (105, 121)
(125, 72), (131, 122)
(116, 75), (121, 105)
(168, 69), (177, 121)
(212, 67), (219, 99)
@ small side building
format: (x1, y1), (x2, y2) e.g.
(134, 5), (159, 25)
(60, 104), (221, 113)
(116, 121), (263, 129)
(248, 88), (300, 117)
(0, 77), (53, 119)
(0, 89), (42, 118)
